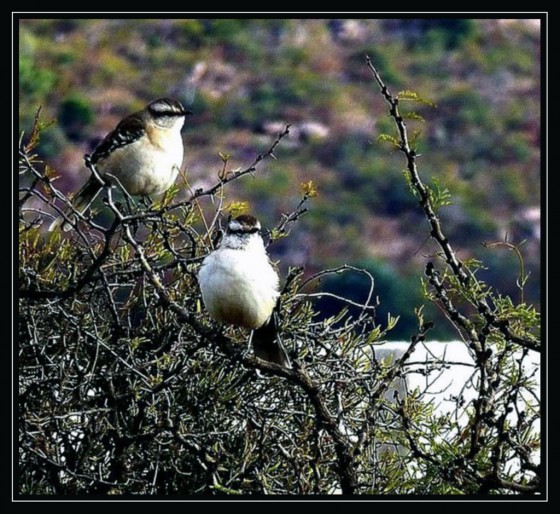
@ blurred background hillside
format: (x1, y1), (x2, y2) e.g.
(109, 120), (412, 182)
(18, 18), (541, 339)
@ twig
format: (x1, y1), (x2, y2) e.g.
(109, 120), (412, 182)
(119, 217), (357, 494)
(366, 56), (540, 354)
(159, 125), (291, 216)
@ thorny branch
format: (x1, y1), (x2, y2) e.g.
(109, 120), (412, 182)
(19, 127), (361, 495)
(366, 57), (541, 495)
(365, 56), (540, 355)
(18, 64), (540, 496)
(115, 196), (358, 494)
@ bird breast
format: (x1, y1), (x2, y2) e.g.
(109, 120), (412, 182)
(199, 247), (279, 330)
(97, 128), (183, 196)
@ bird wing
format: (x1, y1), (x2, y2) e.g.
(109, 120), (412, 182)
(91, 113), (145, 164)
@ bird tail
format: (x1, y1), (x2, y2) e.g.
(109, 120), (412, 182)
(48, 178), (102, 232)
(252, 310), (291, 369)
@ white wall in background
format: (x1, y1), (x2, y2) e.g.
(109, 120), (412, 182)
(375, 341), (541, 416)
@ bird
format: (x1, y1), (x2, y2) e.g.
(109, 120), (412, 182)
(198, 214), (292, 369)
(49, 97), (190, 231)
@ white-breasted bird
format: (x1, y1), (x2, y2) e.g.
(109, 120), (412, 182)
(198, 214), (291, 369)
(49, 97), (190, 231)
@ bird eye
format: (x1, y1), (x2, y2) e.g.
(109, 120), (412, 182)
(227, 226), (260, 235)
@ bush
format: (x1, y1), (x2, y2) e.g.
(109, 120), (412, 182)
(19, 30), (57, 101)
(315, 259), (429, 340)
(384, 19), (478, 50)
(17, 60), (541, 498)
(58, 94), (94, 142)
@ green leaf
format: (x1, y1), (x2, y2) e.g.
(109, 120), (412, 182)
(428, 177), (453, 212)
(397, 90), (437, 107)
(402, 111), (425, 123)
(218, 151), (231, 162)
(377, 133), (400, 148)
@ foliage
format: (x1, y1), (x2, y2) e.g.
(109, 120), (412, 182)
(314, 259), (429, 340)
(17, 55), (541, 497)
(58, 94), (94, 141)
(16, 20), (541, 333)
(19, 29), (57, 101)
(384, 19), (478, 50)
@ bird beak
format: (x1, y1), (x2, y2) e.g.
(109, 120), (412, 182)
(184, 109), (193, 116)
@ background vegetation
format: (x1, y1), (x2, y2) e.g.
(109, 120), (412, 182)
(18, 18), (541, 339)
(18, 17), (542, 497)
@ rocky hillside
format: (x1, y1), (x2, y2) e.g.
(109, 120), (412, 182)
(18, 18), (541, 338)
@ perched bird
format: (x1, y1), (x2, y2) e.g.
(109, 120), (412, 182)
(49, 97), (190, 231)
(198, 214), (291, 369)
